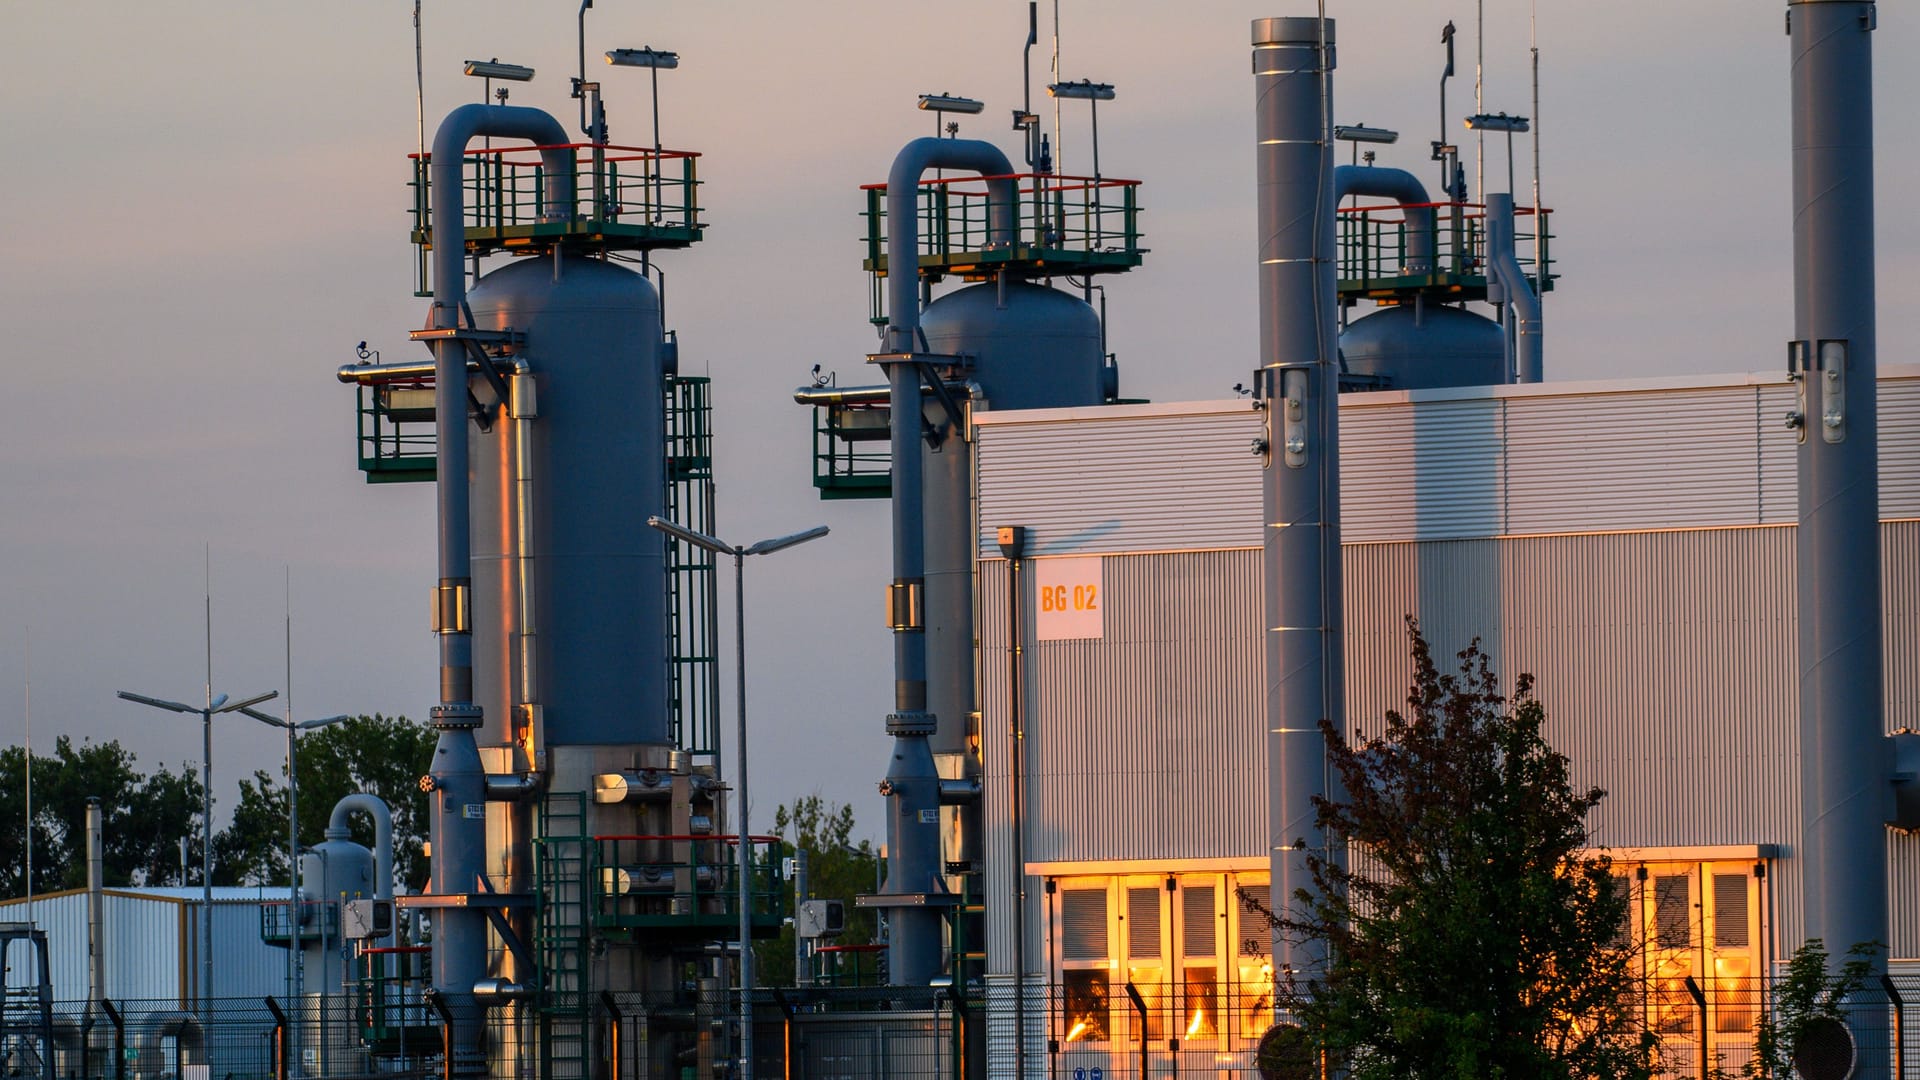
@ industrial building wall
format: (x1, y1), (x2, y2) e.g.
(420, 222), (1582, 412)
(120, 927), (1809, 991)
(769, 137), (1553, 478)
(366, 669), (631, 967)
(0, 890), (291, 1003)
(974, 369), (1920, 982)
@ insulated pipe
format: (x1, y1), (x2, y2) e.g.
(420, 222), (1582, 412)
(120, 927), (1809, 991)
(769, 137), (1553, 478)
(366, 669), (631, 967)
(1484, 194), (1543, 383)
(327, 795), (395, 944)
(1332, 165), (1434, 275)
(1789, 2), (1886, 1069)
(1253, 14), (1342, 1003)
(422, 104), (571, 1078)
(877, 137), (1015, 990)
(86, 799), (103, 1012)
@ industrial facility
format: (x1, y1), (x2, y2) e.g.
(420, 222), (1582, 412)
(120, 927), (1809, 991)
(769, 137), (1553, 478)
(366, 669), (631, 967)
(4, 2), (1917, 1080)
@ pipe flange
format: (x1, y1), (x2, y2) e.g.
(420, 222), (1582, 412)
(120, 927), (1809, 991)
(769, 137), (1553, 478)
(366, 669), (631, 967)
(887, 710), (937, 737)
(431, 703), (483, 729)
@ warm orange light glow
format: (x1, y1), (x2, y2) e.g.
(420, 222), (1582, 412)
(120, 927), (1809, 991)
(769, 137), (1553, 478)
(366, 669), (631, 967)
(1186, 1005), (1207, 1039)
(1066, 1021), (1089, 1042)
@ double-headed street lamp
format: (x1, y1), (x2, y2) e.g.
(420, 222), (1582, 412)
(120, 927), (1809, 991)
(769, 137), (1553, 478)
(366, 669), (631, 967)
(646, 515), (827, 1080)
(238, 704), (350, 1063)
(116, 686), (277, 1013)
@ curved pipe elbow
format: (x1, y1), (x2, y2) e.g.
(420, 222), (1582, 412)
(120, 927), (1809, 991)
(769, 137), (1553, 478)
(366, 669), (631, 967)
(327, 794), (395, 905)
(1333, 165), (1436, 276)
(485, 772), (545, 802)
(937, 777), (983, 805)
(884, 137), (1017, 351)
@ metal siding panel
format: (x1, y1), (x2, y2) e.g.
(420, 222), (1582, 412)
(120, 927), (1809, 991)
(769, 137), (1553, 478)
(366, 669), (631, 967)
(1504, 387), (1762, 534)
(975, 413), (1265, 558)
(1759, 383), (1802, 524)
(1342, 396), (1505, 542)
(1884, 379), (1920, 519)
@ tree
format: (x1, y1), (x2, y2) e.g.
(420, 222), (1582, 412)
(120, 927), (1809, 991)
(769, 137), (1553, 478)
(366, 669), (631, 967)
(0, 736), (202, 895)
(755, 795), (882, 986)
(1718, 939), (1878, 1080)
(211, 714), (436, 891)
(1275, 620), (1656, 1079)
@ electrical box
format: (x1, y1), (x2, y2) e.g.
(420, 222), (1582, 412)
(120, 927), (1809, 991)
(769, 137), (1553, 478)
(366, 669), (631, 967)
(343, 899), (394, 940)
(796, 899), (845, 939)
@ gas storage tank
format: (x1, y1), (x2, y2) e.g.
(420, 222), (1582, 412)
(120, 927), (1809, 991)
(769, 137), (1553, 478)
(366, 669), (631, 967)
(1339, 304), (1506, 390)
(464, 253), (668, 751)
(917, 281), (1107, 764)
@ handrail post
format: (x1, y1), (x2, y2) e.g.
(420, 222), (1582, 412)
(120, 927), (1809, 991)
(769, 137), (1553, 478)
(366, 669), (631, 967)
(265, 996), (289, 1080)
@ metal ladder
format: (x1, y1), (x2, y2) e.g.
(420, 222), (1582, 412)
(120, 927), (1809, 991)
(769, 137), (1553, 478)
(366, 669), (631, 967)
(535, 794), (592, 1080)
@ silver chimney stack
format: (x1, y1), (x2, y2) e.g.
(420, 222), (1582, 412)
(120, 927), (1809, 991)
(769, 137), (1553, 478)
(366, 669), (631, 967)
(1252, 15), (1343, 998)
(1788, 0), (1886, 1067)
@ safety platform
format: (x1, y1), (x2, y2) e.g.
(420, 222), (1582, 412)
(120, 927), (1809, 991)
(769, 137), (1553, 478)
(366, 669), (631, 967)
(1337, 198), (1555, 304)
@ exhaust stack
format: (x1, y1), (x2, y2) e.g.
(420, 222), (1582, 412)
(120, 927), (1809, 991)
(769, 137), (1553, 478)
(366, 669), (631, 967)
(1788, 0), (1886, 1064)
(1252, 15), (1343, 997)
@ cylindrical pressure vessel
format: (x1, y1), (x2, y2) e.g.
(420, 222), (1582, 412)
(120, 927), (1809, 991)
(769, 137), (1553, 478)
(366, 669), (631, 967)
(1339, 304), (1506, 390)
(464, 254), (668, 751)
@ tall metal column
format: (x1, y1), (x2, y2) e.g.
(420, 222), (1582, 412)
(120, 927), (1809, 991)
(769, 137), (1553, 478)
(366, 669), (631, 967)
(1789, 1), (1887, 1072)
(1252, 14), (1342, 1000)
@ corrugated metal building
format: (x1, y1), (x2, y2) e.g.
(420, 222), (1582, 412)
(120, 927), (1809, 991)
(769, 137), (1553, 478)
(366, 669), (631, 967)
(972, 367), (1920, 1075)
(0, 887), (300, 1004)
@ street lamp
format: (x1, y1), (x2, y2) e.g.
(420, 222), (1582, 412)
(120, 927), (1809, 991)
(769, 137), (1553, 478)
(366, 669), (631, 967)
(646, 515), (828, 1080)
(116, 686), (277, 1014)
(238, 704), (349, 1069)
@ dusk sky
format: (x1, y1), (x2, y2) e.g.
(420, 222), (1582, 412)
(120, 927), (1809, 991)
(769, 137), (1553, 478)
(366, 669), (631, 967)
(3, 1), (1914, 844)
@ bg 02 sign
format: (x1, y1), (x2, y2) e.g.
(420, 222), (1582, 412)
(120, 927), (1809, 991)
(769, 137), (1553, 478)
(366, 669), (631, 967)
(1034, 556), (1102, 641)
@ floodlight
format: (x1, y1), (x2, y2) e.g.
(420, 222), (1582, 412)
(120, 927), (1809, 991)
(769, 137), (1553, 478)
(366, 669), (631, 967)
(918, 93), (985, 115)
(1335, 124), (1400, 145)
(116, 690), (196, 714)
(647, 515), (732, 556)
(743, 526), (830, 558)
(1464, 112), (1530, 133)
(464, 60), (535, 82)
(1048, 80), (1115, 101)
(606, 47), (679, 70)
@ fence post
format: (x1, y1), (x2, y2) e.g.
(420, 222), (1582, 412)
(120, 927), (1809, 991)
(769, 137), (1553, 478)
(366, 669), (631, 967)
(264, 996), (289, 1080)
(599, 991), (623, 1080)
(1884, 974), (1906, 1080)
(100, 999), (126, 1080)
(1683, 976), (1709, 1080)
(1124, 983), (1148, 1080)
(427, 990), (456, 1080)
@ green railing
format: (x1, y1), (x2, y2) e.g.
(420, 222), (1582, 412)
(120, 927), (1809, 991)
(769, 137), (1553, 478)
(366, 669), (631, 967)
(590, 833), (786, 941)
(354, 382), (437, 483)
(357, 945), (438, 1052)
(1336, 200), (1554, 301)
(258, 899), (339, 945)
(861, 172), (1144, 291)
(409, 142), (703, 294)
(811, 400), (892, 499)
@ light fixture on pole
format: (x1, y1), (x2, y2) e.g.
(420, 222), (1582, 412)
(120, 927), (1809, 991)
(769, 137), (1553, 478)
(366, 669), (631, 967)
(1464, 111), (1530, 195)
(1335, 123), (1400, 167)
(917, 93), (985, 138)
(116, 686), (277, 1014)
(646, 515), (829, 1080)
(606, 47), (681, 223)
(239, 704), (350, 1064)
(1047, 79), (1115, 179)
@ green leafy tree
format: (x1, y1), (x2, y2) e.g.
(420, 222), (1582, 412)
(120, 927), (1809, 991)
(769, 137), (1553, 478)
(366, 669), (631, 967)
(755, 795), (882, 986)
(0, 737), (203, 894)
(1715, 938), (1878, 1080)
(1276, 620), (1656, 1079)
(211, 714), (436, 891)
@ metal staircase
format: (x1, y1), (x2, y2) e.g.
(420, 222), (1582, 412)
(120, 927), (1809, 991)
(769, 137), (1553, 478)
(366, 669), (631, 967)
(535, 794), (593, 1080)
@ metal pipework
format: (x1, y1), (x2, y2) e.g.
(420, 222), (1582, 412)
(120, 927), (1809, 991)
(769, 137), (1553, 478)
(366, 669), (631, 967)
(86, 799), (104, 1012)
(876, 137), (1016, 990)
(327, 795), (396, 947)
(1789, 2), (1886, 1068)
(1253, 14), (1343, 1003)
(1484, 193), (1543, 383)
(422, 103), (572, 1077)
(1332, 165), (1434, 275)
(507, 361), (539, 746)
(593, 769), (716, 804)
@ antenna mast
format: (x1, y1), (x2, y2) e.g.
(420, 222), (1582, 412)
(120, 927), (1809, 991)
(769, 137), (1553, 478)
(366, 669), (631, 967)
(1531, 0), (1544, 303)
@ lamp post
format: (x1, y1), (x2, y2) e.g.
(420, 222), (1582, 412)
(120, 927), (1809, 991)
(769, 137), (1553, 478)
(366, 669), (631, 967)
(917, 93), (985, 139)
(646, 515), (828, 1080)
(606, 47), (680, 224)
(1463, 111), (1530, 196)
(1047, 79), (1116, 179)
(116, 686), (277, 1015)
(238, 705), (350, 1074)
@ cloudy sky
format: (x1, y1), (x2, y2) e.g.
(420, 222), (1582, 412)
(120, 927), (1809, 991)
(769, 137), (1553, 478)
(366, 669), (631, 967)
(2, 1), (1913, 843)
